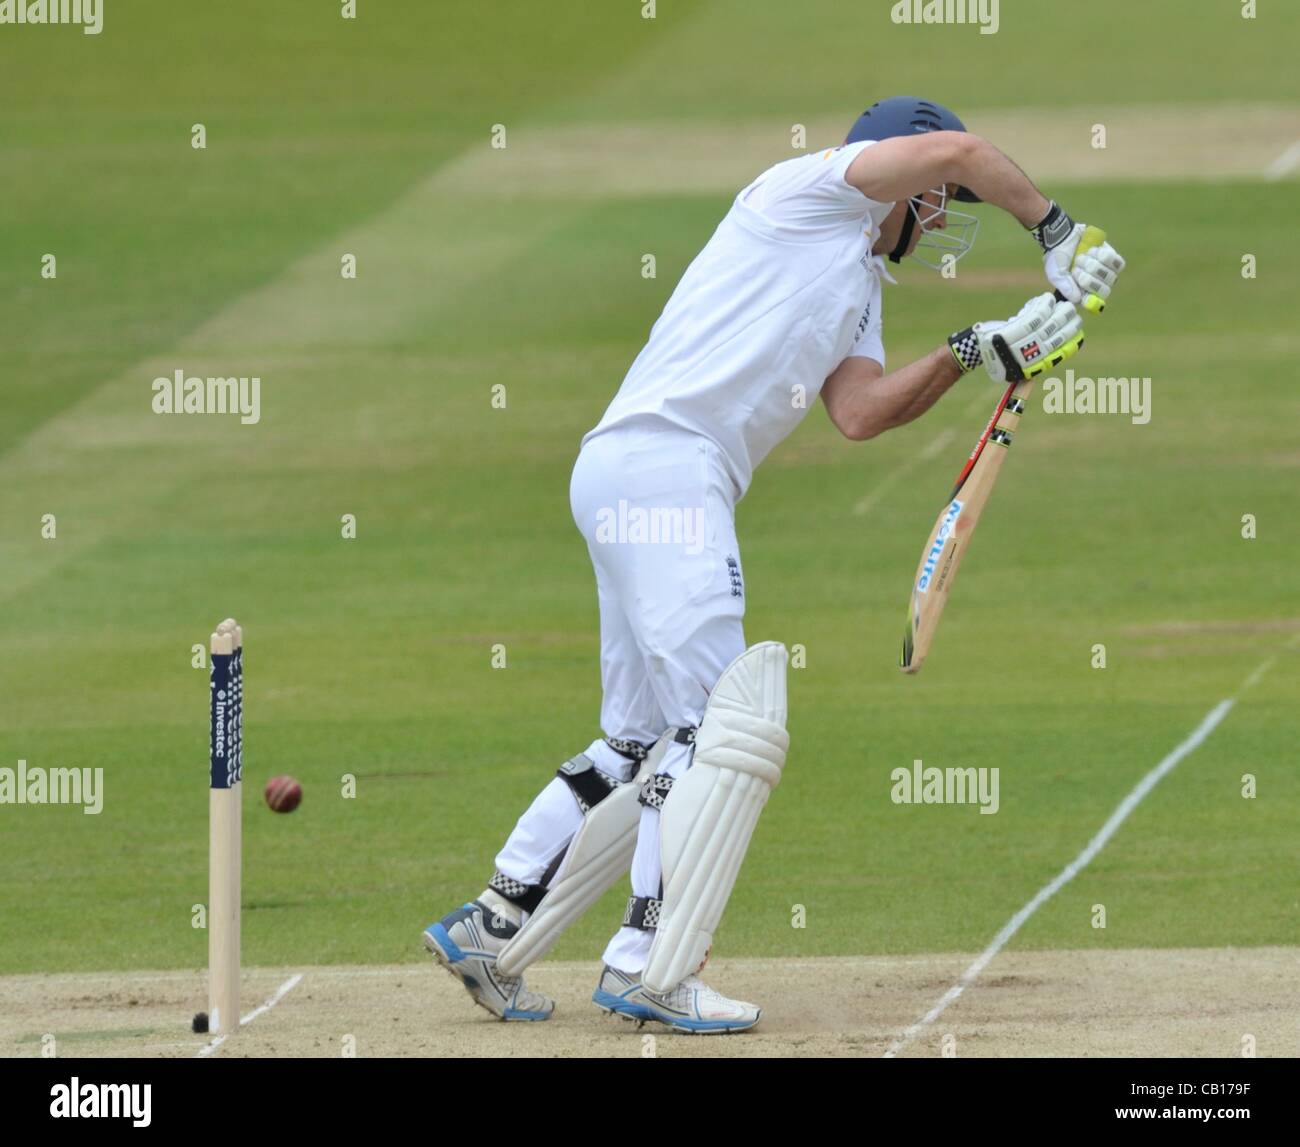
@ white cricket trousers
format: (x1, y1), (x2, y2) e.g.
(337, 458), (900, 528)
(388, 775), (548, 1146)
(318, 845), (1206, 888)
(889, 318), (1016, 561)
(494, 421), (746, 974)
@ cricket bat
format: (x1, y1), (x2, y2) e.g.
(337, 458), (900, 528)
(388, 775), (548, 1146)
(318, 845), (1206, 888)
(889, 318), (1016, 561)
(898, 376), (1033, 674)
(899, 229), (1107, 674)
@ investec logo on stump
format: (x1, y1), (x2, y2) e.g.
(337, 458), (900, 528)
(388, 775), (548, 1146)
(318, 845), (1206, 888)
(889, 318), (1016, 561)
(50, 1078), (151, 1128)
(0, 0), (104, 35)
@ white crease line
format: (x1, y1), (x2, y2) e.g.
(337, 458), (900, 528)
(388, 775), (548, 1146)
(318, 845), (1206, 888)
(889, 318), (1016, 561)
(1265, 140), (1300, 180)
(883, 701), (1234, 1057)
(196, 1033), (228, 1059)
(1242, 631), (1300, 689)
(1241, 657), (1277, 691)
(197, 973), (304, 1058)
(882, 642), (1293, 1057)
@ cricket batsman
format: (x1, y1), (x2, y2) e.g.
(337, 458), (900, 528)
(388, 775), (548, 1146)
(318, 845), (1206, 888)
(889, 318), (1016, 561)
(424, 97), (1125, 1032)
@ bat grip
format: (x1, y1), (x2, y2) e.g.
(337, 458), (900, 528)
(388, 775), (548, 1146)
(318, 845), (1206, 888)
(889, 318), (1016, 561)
(1054, 287), (1105, 313)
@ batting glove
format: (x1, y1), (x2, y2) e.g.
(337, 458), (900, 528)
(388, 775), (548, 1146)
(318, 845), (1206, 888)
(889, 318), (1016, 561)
(1070, 239), (1126, 309)
(1031, 203), (1125, 312)
(948, 292), (1085, 383)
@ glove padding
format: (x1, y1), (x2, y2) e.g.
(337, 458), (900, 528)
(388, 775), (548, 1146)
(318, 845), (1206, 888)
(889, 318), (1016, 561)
(1033, 205), (1125, 311)
(1068, 238), (1125, 305)
(949, 293), (1085, 383)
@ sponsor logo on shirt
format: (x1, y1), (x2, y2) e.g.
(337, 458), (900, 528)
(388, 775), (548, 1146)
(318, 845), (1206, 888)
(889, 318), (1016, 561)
(726, 555), (744, 598)
(856, 302), (871, 342)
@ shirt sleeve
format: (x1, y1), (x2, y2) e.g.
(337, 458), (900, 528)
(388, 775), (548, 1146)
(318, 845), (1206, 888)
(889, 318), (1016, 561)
(737, 140), (890, 232)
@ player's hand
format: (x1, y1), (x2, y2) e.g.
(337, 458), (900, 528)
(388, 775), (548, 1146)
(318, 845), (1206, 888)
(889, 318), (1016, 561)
(1070, 237), (1125, 309)
(947, 292), (1084, 383)
(1031, 204), (1122, 313)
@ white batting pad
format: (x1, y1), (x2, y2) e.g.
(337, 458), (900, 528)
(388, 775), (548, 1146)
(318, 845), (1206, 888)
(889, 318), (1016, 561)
(496, 737), (668, 976)
(643, 642), (788, 994)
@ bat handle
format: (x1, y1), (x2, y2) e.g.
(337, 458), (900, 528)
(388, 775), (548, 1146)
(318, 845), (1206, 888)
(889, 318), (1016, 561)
(1053, 287), (1105, 313)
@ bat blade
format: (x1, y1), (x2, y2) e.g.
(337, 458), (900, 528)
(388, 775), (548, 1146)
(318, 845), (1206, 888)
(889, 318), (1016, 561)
(900, 378), (1035, 674)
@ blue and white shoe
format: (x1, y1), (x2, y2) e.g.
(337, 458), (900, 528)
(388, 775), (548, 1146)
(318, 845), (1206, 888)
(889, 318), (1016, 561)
(593, 965), (761, 1034)
(422, 898), (554, 1022)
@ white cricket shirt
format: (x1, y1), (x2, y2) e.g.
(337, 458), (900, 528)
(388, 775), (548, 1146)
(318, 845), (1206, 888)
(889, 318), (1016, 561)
(582, 140), (894, 498)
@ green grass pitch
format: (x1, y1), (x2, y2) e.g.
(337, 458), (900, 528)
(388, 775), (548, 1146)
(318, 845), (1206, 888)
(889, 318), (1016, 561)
(1, 1), (1296, 974)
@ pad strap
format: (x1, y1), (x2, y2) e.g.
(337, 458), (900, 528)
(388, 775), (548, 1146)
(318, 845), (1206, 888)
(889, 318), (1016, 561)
(556, 753), (621, 814)
(623, 895), (662, 930)
(488, 870), (547, 913)
(638, 773), (675, 810)
(604, 736), (651, 761)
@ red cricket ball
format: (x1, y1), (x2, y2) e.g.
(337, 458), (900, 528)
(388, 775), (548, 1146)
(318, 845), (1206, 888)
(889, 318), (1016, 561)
(264, 775), (302, 813)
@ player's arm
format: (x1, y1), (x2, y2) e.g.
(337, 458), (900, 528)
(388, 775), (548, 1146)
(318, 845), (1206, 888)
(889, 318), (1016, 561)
(823, 290), (1091, 441)
(847, 132), (1048, 225)
(821, 348), (961, 442)
(846, 134), (1126, 306)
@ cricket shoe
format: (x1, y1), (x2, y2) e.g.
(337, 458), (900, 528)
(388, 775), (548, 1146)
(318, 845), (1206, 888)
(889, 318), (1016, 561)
(592, 965), (761, 1034)
(422, 899), (554, 1022)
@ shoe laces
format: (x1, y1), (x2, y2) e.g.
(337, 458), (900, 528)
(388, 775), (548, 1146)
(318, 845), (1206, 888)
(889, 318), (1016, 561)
(676, 974), (722, 1000)
(496, 967), (546, 1006)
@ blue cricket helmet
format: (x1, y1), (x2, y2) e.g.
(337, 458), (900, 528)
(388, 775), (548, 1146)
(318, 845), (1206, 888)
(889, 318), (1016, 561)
(845, 97), (981, 202)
